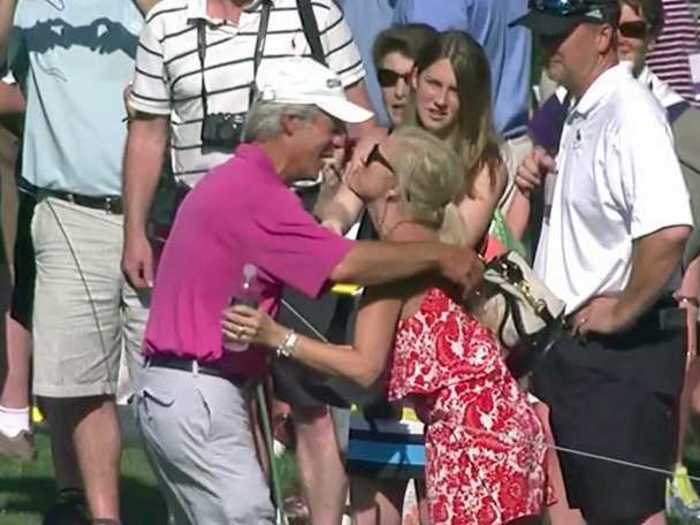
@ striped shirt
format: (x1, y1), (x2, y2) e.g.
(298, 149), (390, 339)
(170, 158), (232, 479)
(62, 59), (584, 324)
(129, 0), (364, 186)
(647, 0), (700, 108)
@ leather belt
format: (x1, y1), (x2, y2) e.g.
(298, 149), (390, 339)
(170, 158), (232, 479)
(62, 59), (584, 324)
(147, 355), (251, 389)
(43, 189), (123, 214)
(565, 302), (687, 333)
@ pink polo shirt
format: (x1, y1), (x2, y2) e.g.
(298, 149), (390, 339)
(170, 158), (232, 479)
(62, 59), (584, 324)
(144, 144), (354, 378)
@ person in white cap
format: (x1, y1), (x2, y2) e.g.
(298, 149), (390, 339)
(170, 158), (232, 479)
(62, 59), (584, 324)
(124, 4), (383, 521)
(133, 57), (484, 525)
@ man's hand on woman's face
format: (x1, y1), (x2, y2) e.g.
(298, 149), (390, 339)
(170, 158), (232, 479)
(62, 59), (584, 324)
(320, 134), (349, 184)
(346, 128), (389, 177)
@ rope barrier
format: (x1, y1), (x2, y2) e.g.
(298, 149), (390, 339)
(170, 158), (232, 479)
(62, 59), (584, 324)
(547, 442), (700, 481)
(278, 297), (700, 484)
(280, 298), (329, 342)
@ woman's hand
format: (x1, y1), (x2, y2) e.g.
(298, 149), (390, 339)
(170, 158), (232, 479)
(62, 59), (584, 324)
(221, 305), (288, 350)
(675, 257), (700, 364)
(346, 128), (388, 176)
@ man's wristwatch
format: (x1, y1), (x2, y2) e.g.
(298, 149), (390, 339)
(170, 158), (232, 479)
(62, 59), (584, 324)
(276, 330), (298, 358)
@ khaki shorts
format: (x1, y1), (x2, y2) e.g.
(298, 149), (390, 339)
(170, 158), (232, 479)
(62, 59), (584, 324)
(31, 197), (148, 399)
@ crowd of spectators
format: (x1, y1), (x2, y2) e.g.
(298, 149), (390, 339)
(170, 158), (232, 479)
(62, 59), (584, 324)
(0, 1), (699, 524)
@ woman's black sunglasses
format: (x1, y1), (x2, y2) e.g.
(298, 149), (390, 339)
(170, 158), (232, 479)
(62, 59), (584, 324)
(377, 68), (412, 88)
(344, 142), (395, 201)
(618, 21), (649, 39)
(365, 142), (395, 174)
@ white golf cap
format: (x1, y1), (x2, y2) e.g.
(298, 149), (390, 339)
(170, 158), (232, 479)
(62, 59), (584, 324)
(255, 57), (373, 124)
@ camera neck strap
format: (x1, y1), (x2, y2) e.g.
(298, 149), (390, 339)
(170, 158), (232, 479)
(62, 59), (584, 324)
(297, 0), (326, 66)
(197, 0), (273, 117)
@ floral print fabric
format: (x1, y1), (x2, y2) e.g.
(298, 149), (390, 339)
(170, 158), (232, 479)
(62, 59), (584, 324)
(388, 288), (548, 524)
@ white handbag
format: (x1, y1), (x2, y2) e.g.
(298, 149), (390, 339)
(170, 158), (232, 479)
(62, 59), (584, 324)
(470, 251), (566, 373)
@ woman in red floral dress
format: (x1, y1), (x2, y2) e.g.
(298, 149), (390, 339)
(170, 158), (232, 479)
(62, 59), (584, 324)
(391, 287), (547, 524)
(225, 125), (549, 524)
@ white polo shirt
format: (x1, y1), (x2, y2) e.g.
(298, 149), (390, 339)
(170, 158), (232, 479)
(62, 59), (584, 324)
(129, 0), (364, 187)
(637, 65), (686, 109)
(534, 63), (693, 314)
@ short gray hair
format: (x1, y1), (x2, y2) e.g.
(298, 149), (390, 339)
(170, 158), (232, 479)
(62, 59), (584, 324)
(242, 101), (321, 142)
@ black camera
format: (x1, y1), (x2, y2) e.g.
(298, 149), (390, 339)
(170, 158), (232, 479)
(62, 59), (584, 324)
(201, 112), (247, 150)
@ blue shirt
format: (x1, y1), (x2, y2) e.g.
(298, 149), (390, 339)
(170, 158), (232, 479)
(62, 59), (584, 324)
(337, 0), (395, 127)
(10, 0), (143, 196)
(393, 0), (531, 137)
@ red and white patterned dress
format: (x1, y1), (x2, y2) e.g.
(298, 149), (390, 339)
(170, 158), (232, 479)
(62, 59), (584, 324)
(388, 288), (548, 524)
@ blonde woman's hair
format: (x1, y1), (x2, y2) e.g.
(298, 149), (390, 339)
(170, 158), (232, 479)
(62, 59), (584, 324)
(402, 30), (502, 196)
(388, 126), (467, 246)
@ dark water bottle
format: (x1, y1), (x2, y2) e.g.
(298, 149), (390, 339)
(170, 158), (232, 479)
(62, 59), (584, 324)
(229, 263), (259, 352)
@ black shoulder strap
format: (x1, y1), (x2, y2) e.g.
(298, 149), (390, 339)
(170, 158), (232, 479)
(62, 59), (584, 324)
(254, 0), (274, 73)
(297, 0), (326, 65)
(197, 21), (210, 117)
(196, 0), (273, 114)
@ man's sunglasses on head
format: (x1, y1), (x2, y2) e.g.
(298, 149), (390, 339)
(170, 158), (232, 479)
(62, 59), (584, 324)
(528, 0), (594, 15)
(377, 68), (412, 88)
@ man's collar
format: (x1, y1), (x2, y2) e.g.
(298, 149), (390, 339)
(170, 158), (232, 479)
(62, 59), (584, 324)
(637, 65), (686, 109)
(235, 143), (283, 185)
(570, 62), (632, 119)
(186, 0), (272, 23)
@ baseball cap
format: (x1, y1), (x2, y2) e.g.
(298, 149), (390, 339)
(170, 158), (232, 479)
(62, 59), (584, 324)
(255, 57), (373, 124)
(510, 0), (613, 36)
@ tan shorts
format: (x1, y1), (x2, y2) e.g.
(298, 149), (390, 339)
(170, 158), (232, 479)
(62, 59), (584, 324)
(31, 197), (148, 399)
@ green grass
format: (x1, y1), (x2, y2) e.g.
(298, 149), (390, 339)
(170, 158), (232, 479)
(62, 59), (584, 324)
(0, 434), (168, 525)
(0, 434), (300, 525)
(2, 427), (699, 524)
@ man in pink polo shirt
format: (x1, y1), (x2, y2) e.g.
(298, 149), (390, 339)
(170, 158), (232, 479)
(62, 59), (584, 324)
(133, 57), (483, 524)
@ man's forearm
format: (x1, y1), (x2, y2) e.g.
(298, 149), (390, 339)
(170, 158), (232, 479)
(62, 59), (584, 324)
(344, 81), (382, 138)
(332, 240), (453, 286)
(123, 118), (168, 235)
(617, 225), (692, 325)
(0, 0), (18, 62)
(316, 183), (364, 234)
